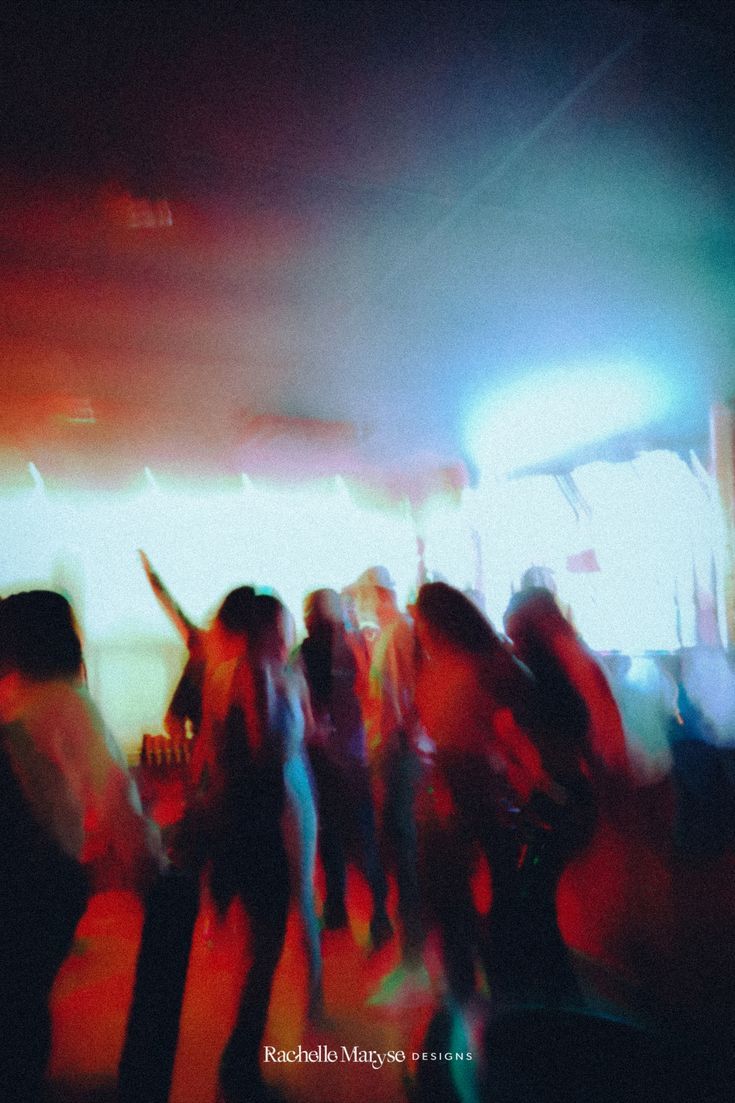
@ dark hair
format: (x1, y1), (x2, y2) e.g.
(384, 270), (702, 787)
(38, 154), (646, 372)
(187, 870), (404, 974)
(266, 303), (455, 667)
(248, 592), (285, 648)
(303, 589), (342, 634)
(504, 587), (574, 653)
(215, 586), (256, 636)
(417, 581), (536, 723)
(417, 581), (504, 656)
(503, 587), (592, 762)
(0, 590), (83, 681)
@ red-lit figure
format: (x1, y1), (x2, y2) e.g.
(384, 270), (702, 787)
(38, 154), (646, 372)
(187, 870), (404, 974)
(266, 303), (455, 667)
(0, 591), (162, 1103)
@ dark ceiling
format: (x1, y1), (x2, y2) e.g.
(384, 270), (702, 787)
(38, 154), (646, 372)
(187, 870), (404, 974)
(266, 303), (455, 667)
(1, 0), (733, 488)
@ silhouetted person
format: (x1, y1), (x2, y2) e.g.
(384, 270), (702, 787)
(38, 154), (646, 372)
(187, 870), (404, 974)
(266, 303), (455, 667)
(120, 585), (293, 1103)
(415, 582), (561, 1008)
(0, 590), (161, 1103)
(139, 551), (255, 756)
(350, 567), (426, 999)
(504, 587), (629, 786)
(248, 593), (323, 1020)
(299, 588), (392, 948)
(669, 643), (735, 856)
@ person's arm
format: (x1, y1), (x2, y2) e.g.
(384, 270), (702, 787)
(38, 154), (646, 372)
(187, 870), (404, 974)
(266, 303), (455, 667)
(73, 689), (166, 893)
(138, 550), (196, 642)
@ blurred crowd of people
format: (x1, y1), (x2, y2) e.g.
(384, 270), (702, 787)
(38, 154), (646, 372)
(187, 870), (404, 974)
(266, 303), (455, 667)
(2, 555), (735, 1103)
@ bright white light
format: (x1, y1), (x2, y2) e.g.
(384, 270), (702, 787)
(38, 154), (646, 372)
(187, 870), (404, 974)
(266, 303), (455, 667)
(465, 361), (672, 475)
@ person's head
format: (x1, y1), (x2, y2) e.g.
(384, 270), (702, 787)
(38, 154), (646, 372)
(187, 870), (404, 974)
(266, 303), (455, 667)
(207, 585), (256, 664)
(520, 565), (558, 595)
(503, 587), (572, 663)
(0, 590), (83, 682)
(303, 589), (343, 635)
(249, 593), (292, 665)
(215, 586), (256, 636)
(415, 581), (502, 658)
(350, 566), (398, 626)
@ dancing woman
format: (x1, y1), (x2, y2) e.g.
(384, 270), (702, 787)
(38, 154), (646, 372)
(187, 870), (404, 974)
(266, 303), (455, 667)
(120, 584), (291, 1103)
(247, 594), (324, 1020)
(414, 582), (573, 1008)
(300, 589), (392, 947)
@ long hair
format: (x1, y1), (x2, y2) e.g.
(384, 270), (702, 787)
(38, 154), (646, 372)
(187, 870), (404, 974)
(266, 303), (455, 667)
(248, 593), (284, 652)
(214, 586), (256, 637)
(417, 581), (504, 657)
(417, 582), (533, 720)
(504, 588), (592, 766)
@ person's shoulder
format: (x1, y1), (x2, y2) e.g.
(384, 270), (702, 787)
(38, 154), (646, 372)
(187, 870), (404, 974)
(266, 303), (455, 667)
(27, 678), (87, 724)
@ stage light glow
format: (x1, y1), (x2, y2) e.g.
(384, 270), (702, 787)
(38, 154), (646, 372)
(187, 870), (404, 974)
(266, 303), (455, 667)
(465, 361), (673, 475)
(0, 477), (422, 754)
(3, 445), (723, 755)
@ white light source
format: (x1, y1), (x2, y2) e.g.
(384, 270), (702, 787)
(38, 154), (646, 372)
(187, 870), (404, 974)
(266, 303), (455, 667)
(465, 361), (672, 476)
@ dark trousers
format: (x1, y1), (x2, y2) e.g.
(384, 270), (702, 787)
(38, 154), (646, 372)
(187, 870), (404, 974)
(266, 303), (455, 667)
(219, 854), (290, 1101)
(424, 754), (580, 1008)
(0, 857), (88, 1103)
(118, 867), (200, 1103)
(670, 738), (735, 857)
(119, 839), (290, 1103)
(382, 735), (423, 962)
(310, 748), (388, 920)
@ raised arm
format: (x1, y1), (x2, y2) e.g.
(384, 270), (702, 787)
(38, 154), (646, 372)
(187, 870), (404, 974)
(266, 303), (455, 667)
(138, 550), (196, 642)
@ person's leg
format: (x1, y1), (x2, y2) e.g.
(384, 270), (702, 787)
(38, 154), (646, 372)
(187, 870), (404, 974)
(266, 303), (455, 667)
(422, 814), (478, 1004)
(310, 748), (348, 927)
(383, 738), (423, 964)
(282, 759), (323, 1014)
(0, 859), (88, 1103)
(350, 765), (392, 944)
(0, 970), (52, 1103)
(118, 867), (201, 1103)
(219, 848), (290, 1102)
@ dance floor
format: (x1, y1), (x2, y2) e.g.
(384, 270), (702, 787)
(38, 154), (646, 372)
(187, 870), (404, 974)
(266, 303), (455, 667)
(46, 778), (735, 1103)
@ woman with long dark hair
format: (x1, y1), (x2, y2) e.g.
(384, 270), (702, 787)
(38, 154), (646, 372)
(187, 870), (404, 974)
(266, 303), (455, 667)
(120, 585), (292, 1103)
(414, 581), (550, 1007)
(503, 586), (629, 787)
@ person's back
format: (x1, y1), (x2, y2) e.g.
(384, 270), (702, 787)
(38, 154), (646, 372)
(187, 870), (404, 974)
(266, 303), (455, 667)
(301, 618), (366, 764)
(369, 611), (419, 756)
(0, 590), (160, 1103)
(0, 731), (89, 1103)
(348, 568), (423, 981)
(121, 589), (290, 1103)
(505, 587), (628, 782)
(0, 591), (160, 887)
(301, 588), (392, 947)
